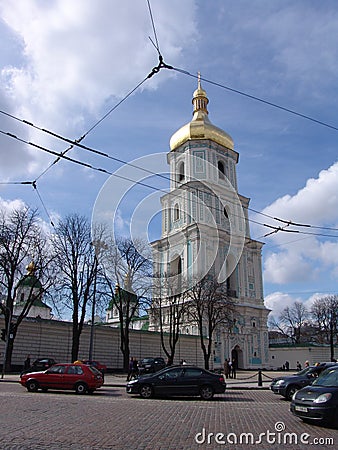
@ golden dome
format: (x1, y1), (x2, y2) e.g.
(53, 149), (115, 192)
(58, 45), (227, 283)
(170, 75), (234, 151)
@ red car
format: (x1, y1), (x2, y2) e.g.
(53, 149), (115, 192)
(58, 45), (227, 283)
(20, 363), (104, 394)
(82, 360), (107, 374)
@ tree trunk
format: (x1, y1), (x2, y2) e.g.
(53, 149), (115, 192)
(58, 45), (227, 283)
(4, 337), (14, 372)
(71, 326), (80, 362)
(120, 325), (130, 372)
(330, 323), (335, 362)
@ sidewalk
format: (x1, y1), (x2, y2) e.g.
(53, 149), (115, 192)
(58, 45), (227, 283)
(0, 370), (289, 390)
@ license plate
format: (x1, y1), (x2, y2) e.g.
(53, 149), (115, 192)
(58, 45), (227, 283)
(295, 406), (308, 413)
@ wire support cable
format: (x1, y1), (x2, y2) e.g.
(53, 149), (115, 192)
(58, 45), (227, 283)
(3, 127), (338, 242)
(172, 67), (338, 133)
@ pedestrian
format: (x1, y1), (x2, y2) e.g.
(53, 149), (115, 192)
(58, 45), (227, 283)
(231, 359), (236, 379)
(304, 360), (310, 368)
(127, 357), (134, 381)
(296, 361), (302, 371)
(285, 361), (289, 371)
(132, 357), (138, 379)
(23, 354), (31, 372)
(223, 359), (230, 379)
(228, 359), (232, 378)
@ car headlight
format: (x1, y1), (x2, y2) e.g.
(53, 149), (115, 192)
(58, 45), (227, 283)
(292, 392), (298, 401)
(127, 379), (138, 385)
(275, 379), (285, 386)
(313, 393), (332, 404)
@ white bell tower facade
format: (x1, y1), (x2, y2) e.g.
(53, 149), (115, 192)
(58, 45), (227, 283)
(151, 78), (270, 369)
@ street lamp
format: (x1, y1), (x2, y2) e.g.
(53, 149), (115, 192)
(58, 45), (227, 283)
(88, 250), (99, 361)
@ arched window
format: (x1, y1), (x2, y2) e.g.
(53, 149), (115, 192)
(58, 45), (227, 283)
(174, 204), (180, 221)
(218, 161), (225, 178)
(178, 162), (185, 182)
(224, 207), (228, 218)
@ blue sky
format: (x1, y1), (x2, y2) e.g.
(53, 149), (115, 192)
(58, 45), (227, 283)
(0, 0), (338, 319)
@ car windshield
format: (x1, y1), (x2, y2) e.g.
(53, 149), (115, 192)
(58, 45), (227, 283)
(312, 369), (338, 387)
(296, 367), (314, 376)
(142, 359), (154, 363)
(88, 366), (102, 375)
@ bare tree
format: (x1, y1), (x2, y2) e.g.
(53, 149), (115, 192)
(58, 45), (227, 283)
(51, 214), (98, 362)
(184, 276), (234, 370)
(100, 237), (152, 371)
(0, 206), (53, 371)
(151, 273), (187, 366)
(311, 295), (338, 361)
(280, 302), (309, 344)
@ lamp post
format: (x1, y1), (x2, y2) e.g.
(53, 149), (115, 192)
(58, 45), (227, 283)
(88, 252), (98, 362)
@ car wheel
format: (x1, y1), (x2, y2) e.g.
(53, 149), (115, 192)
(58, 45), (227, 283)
(75, 382), (88, 394)
(26, 380), (39, 392)
(200, 385), (214, 400)
(139, 384), (153, 399)
(286, 385), (299, 401)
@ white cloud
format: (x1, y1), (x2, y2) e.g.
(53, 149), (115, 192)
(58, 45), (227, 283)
(260, 161), (338, 285)
(0, 0), (197, 176)
(264, 291), (298, 318)
(0, 196), (27, 213)
(265, 291), (333, 320)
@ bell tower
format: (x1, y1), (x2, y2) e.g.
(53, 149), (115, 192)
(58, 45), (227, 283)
(150, 78), (270, 369)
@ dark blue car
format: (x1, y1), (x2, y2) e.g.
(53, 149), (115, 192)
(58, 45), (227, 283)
(126, 365), (226, 400)
(290, 366), (338, 426)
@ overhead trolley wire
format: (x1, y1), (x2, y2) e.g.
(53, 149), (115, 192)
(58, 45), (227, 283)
(2, 101), (338, 237)
(1, 0), (337, 238)
(2, 127), (338, 241)
(172, 68), (338, 133)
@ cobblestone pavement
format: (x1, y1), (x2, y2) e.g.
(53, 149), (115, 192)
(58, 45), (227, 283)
(0, 383), (337, 450)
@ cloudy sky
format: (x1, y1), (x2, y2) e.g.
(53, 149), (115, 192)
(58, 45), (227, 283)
(1, 0), (338, 318)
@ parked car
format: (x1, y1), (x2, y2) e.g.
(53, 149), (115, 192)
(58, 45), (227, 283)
(126, 365), (226, 400)
(290, 366), (338, 426)
(270, 362), (337, 400)
(82, 360), (107, 376)
(138, 357), (166, 375)
(21, 358), (56, 375)
(20, 363), (104, 394)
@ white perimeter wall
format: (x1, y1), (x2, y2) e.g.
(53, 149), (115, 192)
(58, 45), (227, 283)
(269, 346), (336, 370)
(0, 318), (206, 371)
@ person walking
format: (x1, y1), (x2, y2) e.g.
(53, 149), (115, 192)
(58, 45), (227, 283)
(132, 357), (139, 379)
(23, 355), (31, 372)
(127, 357), (134, 381)
(231, 359), (237, 379)
(223, 359), (230, 379)
(228, 359), (233, 378)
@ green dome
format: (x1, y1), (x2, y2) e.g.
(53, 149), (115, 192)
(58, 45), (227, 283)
(17, 275), (42, 290)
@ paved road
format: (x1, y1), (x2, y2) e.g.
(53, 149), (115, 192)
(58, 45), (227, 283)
(0, 383), (337, 449)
